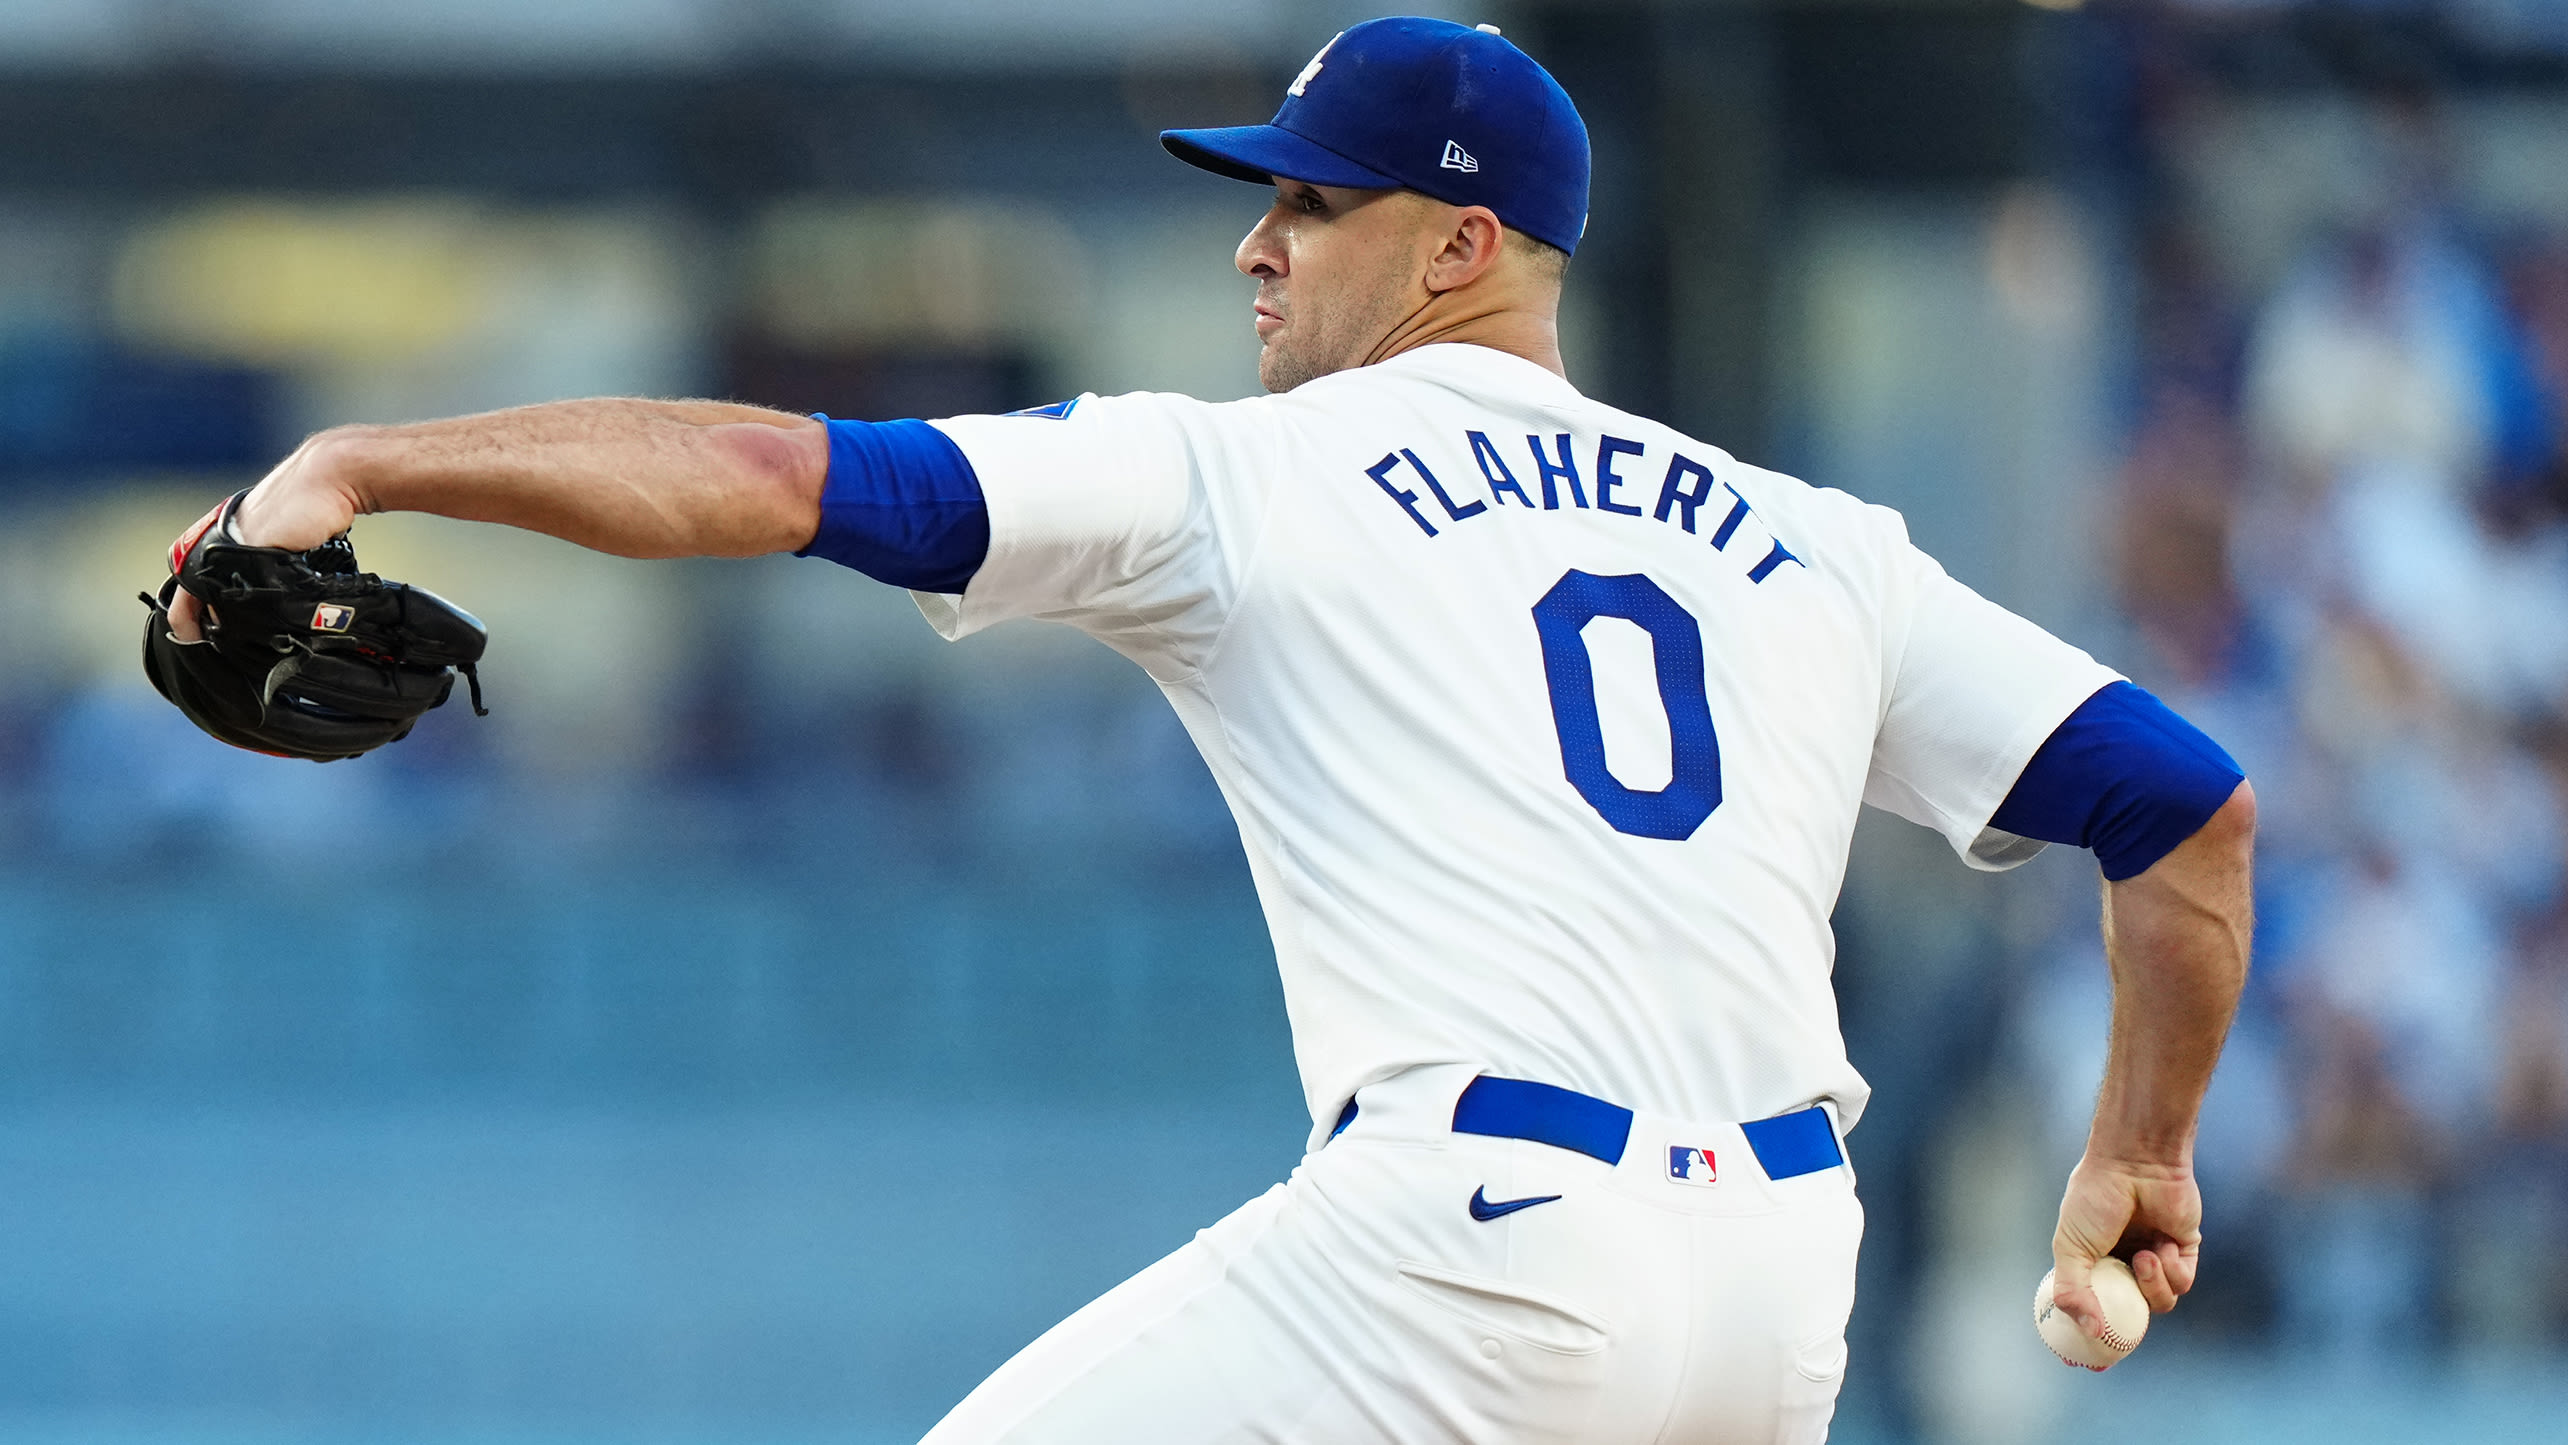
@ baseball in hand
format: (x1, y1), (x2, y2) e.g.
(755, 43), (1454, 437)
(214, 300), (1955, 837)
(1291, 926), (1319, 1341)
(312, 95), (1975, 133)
(2034, 1257), (2149, 1370)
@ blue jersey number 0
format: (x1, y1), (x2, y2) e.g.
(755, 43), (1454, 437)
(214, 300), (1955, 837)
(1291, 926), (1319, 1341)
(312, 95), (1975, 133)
(1531, 570), (1722, 841)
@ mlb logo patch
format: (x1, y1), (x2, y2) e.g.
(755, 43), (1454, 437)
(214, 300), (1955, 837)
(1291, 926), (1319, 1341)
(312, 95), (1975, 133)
(1667, 1146), (1718, 1187)
(310, 603), (355, 633)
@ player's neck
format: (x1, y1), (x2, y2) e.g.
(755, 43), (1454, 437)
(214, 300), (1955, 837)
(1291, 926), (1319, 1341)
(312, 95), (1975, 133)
(1364, 287), (1566, 380)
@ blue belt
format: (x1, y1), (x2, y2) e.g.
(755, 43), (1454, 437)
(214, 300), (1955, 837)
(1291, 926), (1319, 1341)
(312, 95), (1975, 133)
(1330, 1076), (1844, 1182)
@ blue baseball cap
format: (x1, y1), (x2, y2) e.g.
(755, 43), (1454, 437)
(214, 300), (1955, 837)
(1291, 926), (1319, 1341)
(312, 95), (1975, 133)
(1161, 17), (1591, 256)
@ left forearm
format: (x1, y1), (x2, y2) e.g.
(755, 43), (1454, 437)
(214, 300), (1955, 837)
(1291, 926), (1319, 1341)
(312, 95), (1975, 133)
(314, 398), (828, 559)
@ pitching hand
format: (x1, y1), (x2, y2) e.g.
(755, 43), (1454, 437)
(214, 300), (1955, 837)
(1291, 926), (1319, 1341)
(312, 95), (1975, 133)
(2049, 1153), (2200, 1339)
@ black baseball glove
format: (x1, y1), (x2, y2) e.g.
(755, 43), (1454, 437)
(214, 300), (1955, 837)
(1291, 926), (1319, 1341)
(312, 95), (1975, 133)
(139, 490), (489, 762)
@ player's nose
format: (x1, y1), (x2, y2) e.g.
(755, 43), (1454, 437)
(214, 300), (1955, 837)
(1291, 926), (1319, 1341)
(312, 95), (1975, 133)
(1236, 210), (1286, 278)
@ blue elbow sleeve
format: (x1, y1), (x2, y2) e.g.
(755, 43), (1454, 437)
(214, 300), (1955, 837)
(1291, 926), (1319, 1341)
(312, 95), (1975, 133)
(795, 416), (990, 592)
(1989, 681), (2244, 881)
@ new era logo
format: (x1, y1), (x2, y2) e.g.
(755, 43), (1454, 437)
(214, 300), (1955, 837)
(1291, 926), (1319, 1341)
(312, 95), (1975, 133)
(310, 603), (354, 633)
(1668, 1145), (1719, 1187)
(1440, 140), (1480, 173)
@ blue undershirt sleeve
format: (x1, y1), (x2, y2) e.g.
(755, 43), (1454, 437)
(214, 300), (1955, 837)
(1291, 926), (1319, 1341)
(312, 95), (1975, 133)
(1988, 680), (2245, 882)
(793, 415), (990, 593)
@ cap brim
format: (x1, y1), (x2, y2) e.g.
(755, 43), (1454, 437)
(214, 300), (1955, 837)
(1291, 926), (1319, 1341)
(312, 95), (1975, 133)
(1160, 124), (1404, 191)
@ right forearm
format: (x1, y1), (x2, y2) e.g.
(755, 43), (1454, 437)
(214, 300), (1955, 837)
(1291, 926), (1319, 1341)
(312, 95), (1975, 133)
(304, 398), (829, 559)
(2091, 782), (2256, 1164)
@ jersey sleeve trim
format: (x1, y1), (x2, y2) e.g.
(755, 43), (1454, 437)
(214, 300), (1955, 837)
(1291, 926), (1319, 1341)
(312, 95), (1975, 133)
(907, 398), (1226, 676)
(795, 416), (989, 593)
(1861, 561), (2123, 873)
(1988, 680), (2246, 881)
(1941, 666), (2120, 871)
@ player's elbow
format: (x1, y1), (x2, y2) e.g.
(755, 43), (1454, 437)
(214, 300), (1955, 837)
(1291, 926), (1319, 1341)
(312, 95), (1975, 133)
(2191, 777), (2256, 866)
(2116, 776), (2255, 909)
(706, 417), (829, 556)
(2120, 776), (2255, 885)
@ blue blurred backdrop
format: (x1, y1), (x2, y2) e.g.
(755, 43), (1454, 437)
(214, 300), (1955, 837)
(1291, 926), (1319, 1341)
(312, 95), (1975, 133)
(4, 2), (2568, 1442)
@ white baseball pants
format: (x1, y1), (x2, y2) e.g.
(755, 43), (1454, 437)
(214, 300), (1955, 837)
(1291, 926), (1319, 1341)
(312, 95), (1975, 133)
(920, 1063), (1863, 1444)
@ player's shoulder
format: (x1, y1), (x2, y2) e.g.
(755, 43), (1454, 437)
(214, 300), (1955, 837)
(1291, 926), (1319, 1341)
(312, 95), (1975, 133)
(1539, 387), (1919, 567)
(959, 386), (1274, 431)
(990, 362), (1450, 470)
(1709, 454), (1915, 556)
(933, 386), (1288, 479)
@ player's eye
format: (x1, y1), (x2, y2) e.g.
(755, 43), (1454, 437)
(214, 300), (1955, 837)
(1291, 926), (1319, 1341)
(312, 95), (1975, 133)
(1292, 189), (1327, 215)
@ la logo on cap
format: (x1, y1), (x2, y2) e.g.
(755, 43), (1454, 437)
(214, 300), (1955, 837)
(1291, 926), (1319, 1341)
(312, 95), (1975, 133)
(1289, 32), (1340, 97)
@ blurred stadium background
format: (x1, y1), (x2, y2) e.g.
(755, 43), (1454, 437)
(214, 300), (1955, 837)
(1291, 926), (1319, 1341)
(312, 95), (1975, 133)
(2, 0), (2566, 1441)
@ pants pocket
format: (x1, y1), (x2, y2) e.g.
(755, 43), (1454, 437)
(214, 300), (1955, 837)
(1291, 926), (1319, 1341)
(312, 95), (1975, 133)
(1363, 1258), (1613, 1445)
(1394, 1258), (1614, 1355)
(1773, 1198), (1862, 1445)
(1792, 1329), (1848, 1383)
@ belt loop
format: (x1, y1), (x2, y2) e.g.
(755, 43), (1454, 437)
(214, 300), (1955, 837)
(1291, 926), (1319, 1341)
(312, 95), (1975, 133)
(1817, 1099), (1855, 1185)
(1329, 1096), (1358, 1140)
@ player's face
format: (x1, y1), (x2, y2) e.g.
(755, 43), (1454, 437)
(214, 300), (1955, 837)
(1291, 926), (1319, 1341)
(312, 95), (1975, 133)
(1236, 180), (1441, 393)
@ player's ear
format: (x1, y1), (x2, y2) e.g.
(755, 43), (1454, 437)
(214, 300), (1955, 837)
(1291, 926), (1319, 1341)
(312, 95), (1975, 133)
(1422, 206), (1505, 294)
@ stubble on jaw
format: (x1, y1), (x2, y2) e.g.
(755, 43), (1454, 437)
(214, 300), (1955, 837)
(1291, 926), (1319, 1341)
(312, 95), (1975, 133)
(1255, 291), (1360, 394)
(1256, 282), (1420, 394)
(1261, 342), (1340, 394)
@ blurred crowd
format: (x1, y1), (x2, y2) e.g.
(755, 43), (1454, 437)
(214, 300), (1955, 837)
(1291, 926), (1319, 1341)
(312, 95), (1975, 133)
(2073, 96), (2568, 1359)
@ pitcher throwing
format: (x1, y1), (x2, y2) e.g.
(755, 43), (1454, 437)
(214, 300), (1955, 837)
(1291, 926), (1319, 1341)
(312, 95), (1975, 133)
(158, 17), (2253, 1441)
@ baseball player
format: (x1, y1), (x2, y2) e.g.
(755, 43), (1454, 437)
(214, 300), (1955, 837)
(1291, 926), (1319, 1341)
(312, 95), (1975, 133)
(162, 18), (2254, 1442)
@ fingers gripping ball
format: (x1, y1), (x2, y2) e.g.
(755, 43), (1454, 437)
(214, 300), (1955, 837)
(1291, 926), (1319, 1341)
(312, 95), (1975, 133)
(139, 489), (490, 762)
(2035, 1258), (2150, 1371)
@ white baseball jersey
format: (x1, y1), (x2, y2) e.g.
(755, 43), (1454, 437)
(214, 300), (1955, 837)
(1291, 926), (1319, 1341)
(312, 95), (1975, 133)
(918, 342), (2118, 1141)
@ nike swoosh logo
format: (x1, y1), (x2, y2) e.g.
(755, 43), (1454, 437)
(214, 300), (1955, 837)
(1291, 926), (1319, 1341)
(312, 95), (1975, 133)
(1469, 1187), (1563, 1222)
